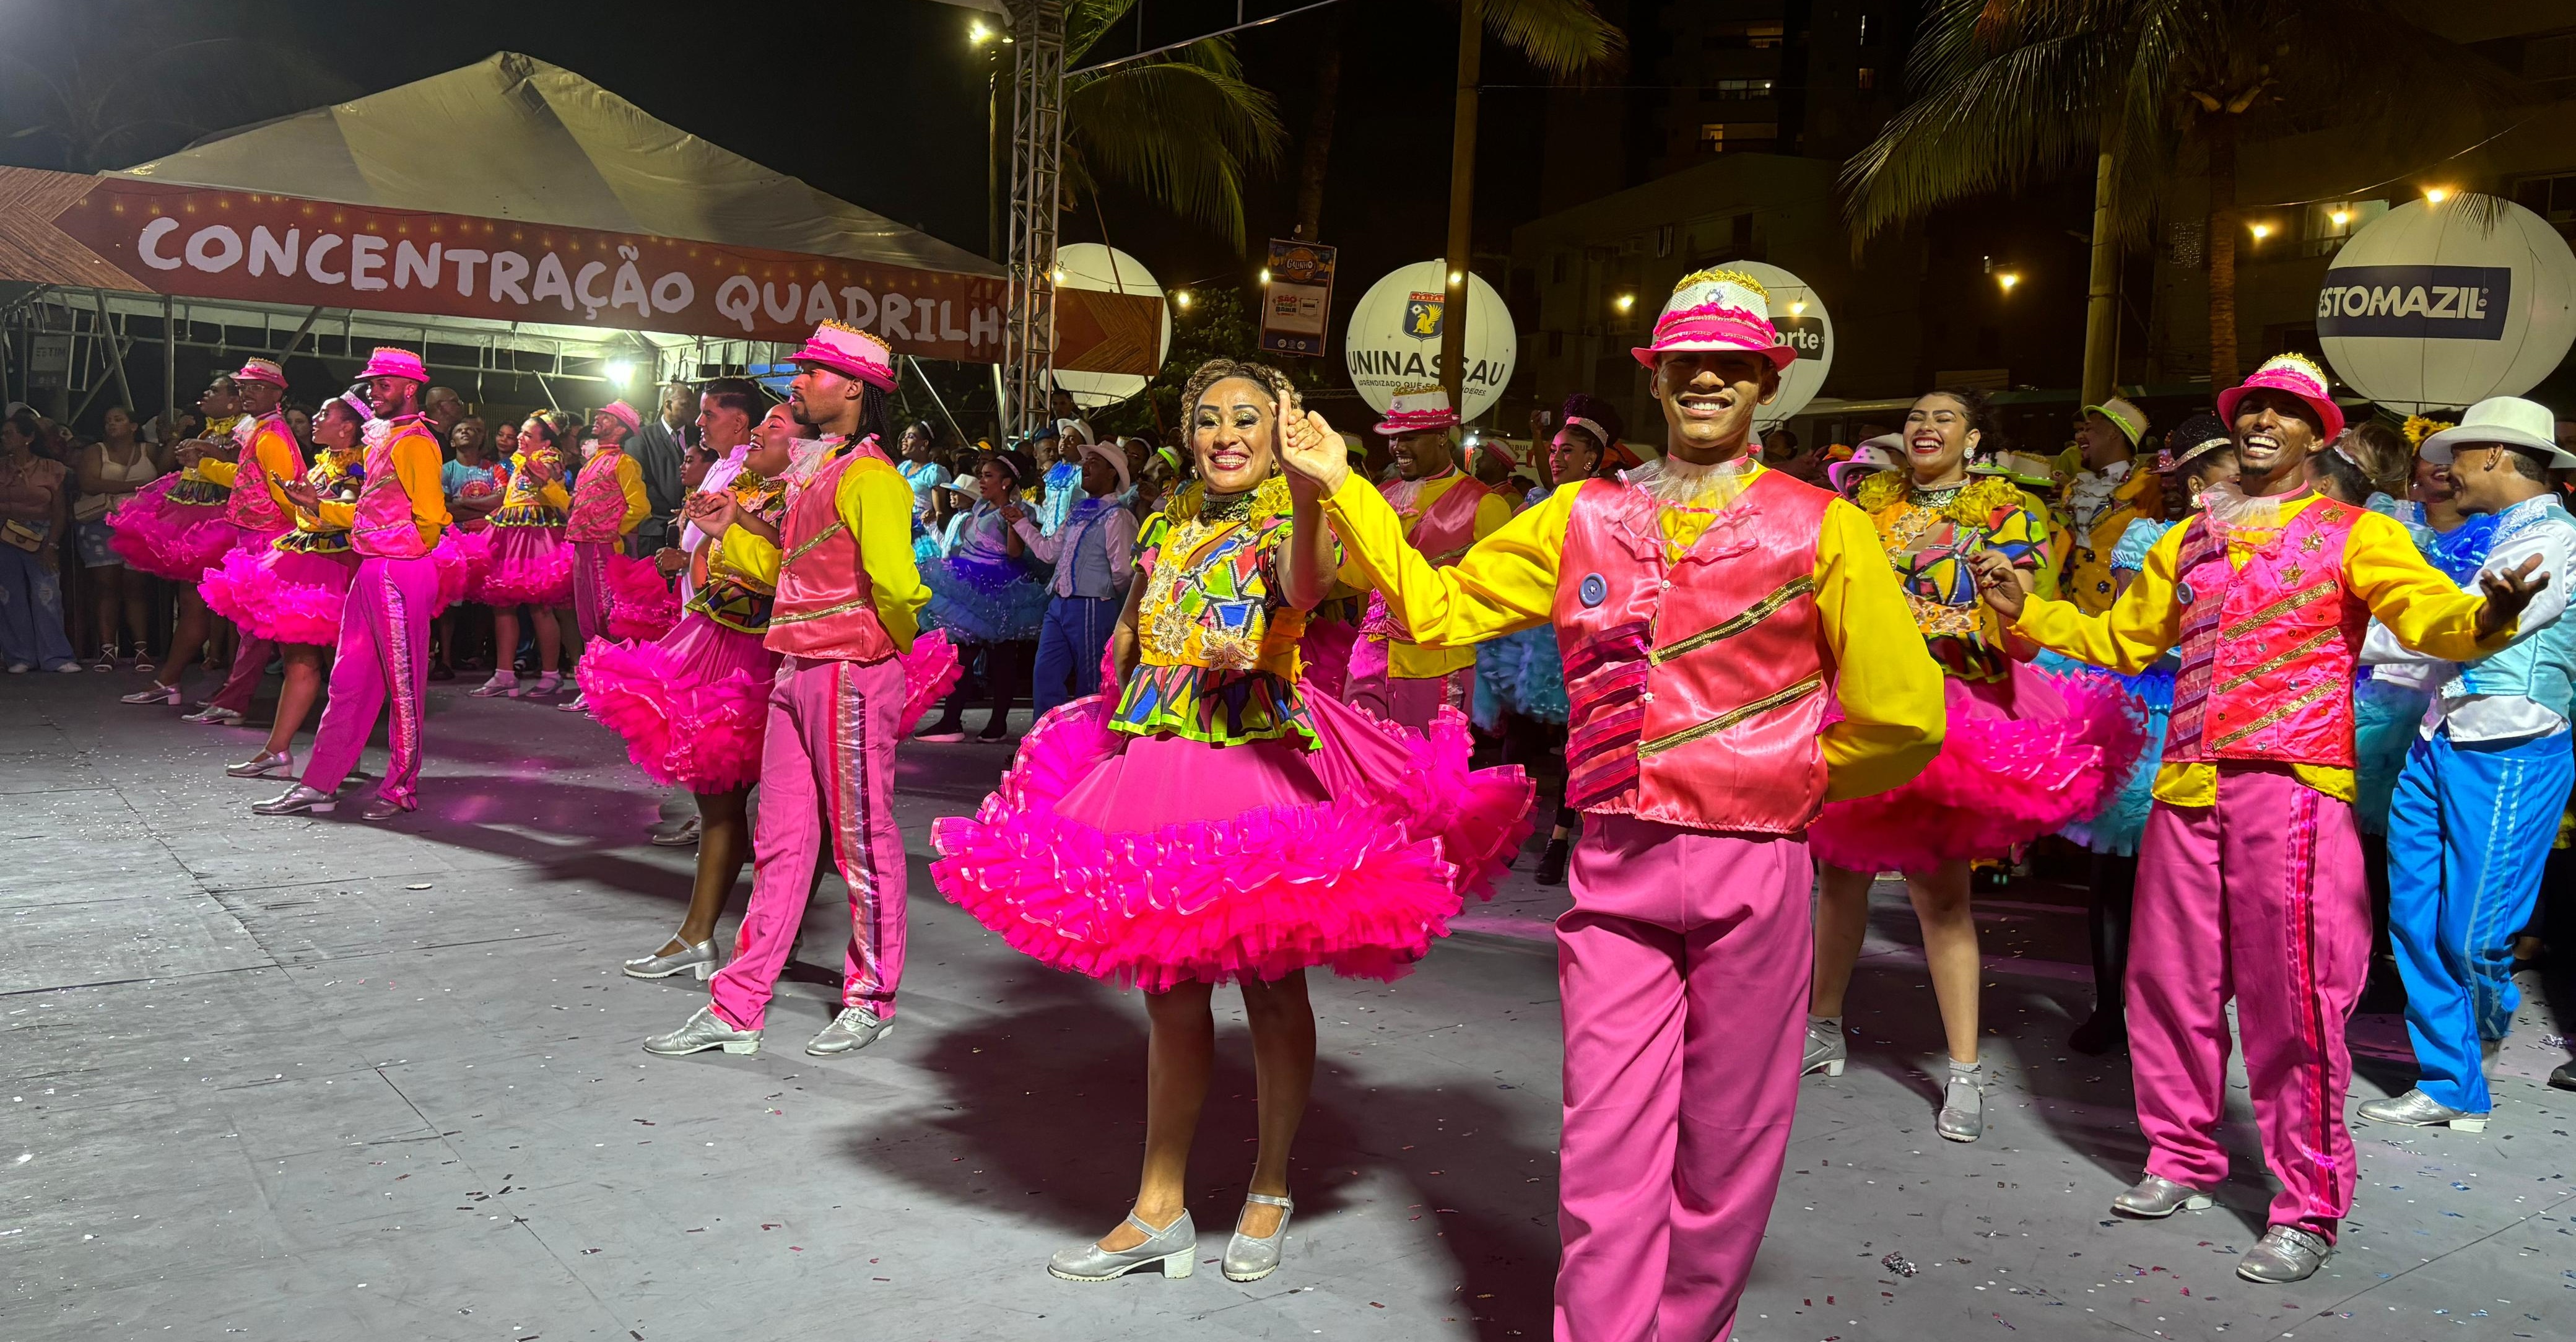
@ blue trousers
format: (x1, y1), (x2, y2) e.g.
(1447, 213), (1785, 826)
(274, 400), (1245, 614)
(0, 542), (77, 671)
(1030, 594), (1121, 718)
(2386, 727), (2575, 1112)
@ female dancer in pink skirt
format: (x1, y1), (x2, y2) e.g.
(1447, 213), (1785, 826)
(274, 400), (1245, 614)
(202, 390), (370, 779)
(931, 359), (1533, 1286)
(112, 374), (245, 704)
(469, 411), (578, 699)
(1802, 386), (2142, 1141)
(587, 401), (960, 979)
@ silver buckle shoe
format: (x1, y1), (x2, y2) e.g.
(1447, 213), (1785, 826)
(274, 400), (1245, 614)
(624, 937), (720, 980)
(1048, 1210), (1195, 1281)
(1802, 1019), (1847, 1078)
(226, 750), (293, 778)
(807, 1006), (894, 1056)
(647, 816), (702, 848)
(252, 783), (336, 816)
(642, 1006), (761, 1056)
(1222, 1193), (1293, 1282)
(2236, 1224), (2331, 1283)
(2356, 1087), (2489, 1131)
(182, 705), (244, 725)
(2111, 1173), (2213, 1218)
(1937, 1070), (1984, 1143)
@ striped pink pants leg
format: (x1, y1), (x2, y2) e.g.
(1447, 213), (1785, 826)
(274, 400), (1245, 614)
(301, 556), (437, 806)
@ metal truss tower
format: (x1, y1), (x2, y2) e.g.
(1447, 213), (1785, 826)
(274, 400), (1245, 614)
(1003, 0), (1065, 438)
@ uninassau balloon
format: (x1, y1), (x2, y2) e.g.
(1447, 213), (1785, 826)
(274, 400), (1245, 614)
(2317, 197), (2576, 413)
(1343, 261), (1518, 423)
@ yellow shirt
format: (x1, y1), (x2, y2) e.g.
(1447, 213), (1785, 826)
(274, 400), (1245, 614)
(2013, 492), (2507, 805)
(194, 417), (302, 517)
(1321, 463), (1947, 802)
(719, 446), (928, 653)
(313, 423), (451, 549)
(1345, 471), (1515, 679)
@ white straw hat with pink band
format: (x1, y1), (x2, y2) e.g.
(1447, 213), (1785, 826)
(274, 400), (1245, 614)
(1374, 384), (1460, 437)
(1631, 268), (1798, 372)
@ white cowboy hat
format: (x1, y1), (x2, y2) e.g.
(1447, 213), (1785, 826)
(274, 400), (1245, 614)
(2417, 396), (2575, 469)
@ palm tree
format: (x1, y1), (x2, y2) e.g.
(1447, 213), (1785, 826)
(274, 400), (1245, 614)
(0, 1), (356, 172)
(1060, 0), (1288, 251)
(1841, 0), (2520, 391)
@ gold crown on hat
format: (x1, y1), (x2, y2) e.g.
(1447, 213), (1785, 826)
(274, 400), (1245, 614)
(1390, 382), (1445, 398)
(813, 319), (892, 353)
(1670, 267), (1770, 299)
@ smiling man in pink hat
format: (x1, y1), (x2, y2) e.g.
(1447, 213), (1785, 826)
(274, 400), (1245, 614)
(1281, 268), (1944, 1342)
(557, 399), (653, 713)
(1341, 383), (1512, 731)
(1970, 352), (2551, 1283)
(255, 347), (451, 820)
(645, 320), (929, 1061)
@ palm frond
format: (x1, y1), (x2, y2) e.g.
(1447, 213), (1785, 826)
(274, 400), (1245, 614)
(1064, 0), (1141, 66)
(1477, 0), (1626, 77)
(1067, 41), (1285, 250)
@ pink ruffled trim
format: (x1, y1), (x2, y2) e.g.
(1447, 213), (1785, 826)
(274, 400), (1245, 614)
(576, 637), (772, 793)
(107, 476), (237, 580)
(929, 693), (1533, 990)
(603, 551), (680, 641)
(198, 544), (354, 647)
(1806, 669), (2146, 874)
(900, 630), (964, 736)
(470, 531), (575, 607)
(429, 528), (489, 618)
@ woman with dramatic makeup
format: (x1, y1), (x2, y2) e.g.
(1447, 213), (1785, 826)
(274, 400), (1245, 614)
(1803, 385), (2143, 1144)
(930, 357), (1531, 1288)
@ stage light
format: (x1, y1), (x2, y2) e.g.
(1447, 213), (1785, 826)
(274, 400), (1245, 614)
(605, 359), (635, 386)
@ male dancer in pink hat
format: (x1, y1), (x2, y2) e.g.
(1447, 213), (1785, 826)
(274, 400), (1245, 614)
(1284, 269), (1946, 1342)
(173, 357), (307, 726)
(1972, 353), (2549, 1283)
(559, 399), (651, 715)
(645, 320), (929, 1059)
(1342, 384), (1511, 730)
(255, 348), (452, 820)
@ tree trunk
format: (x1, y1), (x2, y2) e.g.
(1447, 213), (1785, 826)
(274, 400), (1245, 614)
(1440, 1), (1483, 417)
(1292, 9), (1346, 241)
(2081, 147), (2121, 406)
(2203, 118), (2239, 386)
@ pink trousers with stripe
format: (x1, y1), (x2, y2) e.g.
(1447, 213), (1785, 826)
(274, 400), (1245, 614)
(301, 556), (437, 807)
(708, 654), (910, 1032)
(2131, 764), (2369, 1240)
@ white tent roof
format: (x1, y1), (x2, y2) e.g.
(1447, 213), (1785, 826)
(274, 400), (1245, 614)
(119, 51), (999, 279)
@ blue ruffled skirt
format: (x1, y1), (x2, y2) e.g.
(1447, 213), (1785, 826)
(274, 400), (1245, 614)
(2039, 649), (2172, 857)
(1472, 624), (1569, 730)
(925, 554), (1049, 643)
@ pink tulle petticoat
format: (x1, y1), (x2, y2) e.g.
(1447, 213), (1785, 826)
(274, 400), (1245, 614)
(107, 476), (237, 580)
(470, 525), (574, 608)
(602, 550), (681, 642)
(429, 528), (489, 618)
(1805, 660), (2146, 874)
(199, 543), (358, 647)
(579, 626), (965, 793)
(929, 688), (1535, 991)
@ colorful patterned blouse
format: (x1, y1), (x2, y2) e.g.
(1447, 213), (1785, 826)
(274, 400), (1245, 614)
(1110, 476), (1315, 747)
(1855, 473), (2052, 682)
(277, 447), (367, 555)
(687, 468), (791, 634)
(490, 447), (570, 527)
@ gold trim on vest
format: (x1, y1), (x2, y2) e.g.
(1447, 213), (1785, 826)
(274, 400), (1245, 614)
(784, 520), (846, 565)
(2214, 627), (2340, 695)
(1638, 673), (1825, 757)
(770, 593), (879, 625)
(2211, 679), (2341, 750)
(1650, 575), (1817, 665)
(2221, 582), (2335, 640)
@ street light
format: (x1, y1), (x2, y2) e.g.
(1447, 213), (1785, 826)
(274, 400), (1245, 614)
(969, 20), (991, 43)
(1259, 268), (1271, 285)
(1614, 293), (1635, 312)
(2248, 222), (2271, 242)
(2423, 186), (2450, 204)
(1995, 271), (2020, 294)
(1173, 289), (1192, 310)
(1789, 299), (1806, 317)
(2330, 209), (2351, 227)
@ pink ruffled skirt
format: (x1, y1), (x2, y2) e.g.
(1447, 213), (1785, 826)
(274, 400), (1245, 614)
(1806, 660), (2146, 874)
(200, 542), (358, 647)
(930, 689), (1535, 990)
(471, 524), (573, 608)
(429, 528), (489, 618)
(107, 476), (237, 580)
(600, 549), (680, 642)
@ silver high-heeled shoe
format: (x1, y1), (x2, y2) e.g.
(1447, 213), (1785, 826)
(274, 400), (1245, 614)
(1048, 1209), (1195, 1282)
(1222, 1192), (1294, 1282)
(624, 937), (719, 980)
(1801, 1019), (1846, 1078)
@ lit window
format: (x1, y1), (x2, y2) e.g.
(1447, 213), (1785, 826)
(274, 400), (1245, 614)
(1856, 67), (1876, 90)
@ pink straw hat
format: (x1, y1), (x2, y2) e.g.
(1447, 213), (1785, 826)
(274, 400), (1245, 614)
(599, 401), (642, 434)
(2215, 354), (2346, 443)
(359, 346), (429, 383)
(786, 320), (897, 391)
(233, 357), (289, 388)
(1632, 268), (1798, 372)
(1373, 384), (1460, 437)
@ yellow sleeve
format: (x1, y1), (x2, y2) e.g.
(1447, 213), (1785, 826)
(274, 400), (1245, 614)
(196, 457), (238, 487)
(541, 479), (570, 511)
(396, 435), (450, 546)
(2347, 510), (2507, 660)
(255, 429), (301, 513)
(1814, 499), (1947, 800)
(1472, 490), (1513, 542)
(314, 499), (357, 530)
(2012, 523), (2187, 673)
(617, 455), (649, 535)
(843, 458), (928, 653)
(1321, 473), (1564, 643)
(718, 528), (781, 588)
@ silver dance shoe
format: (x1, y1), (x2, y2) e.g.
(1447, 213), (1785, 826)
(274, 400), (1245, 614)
(807, 1006), (894, 1056)
(642, 1006), (761, 1056)
(624, 937), (720, 980)
(225, 750), (292, 778)
(647, 815), (701, 848)
(252, 783), (336, 816)
(1223, 1193), (1294, 1282)
(2110, 1173), (2213, 1218)
(181, 705), (243, 726)
(1801, 1019), (1846, 1078)
(2235, 1224), (2331, 1283)
(1937, 1070), (1983, 1143)
(1048, 1210), (1195, 1282)
(2356, 1087), (2489, 1131)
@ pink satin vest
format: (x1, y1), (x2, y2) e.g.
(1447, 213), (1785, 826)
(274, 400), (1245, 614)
(1556, 469), (1834, 834)
(223, 414), (304, 532)
(350, 420), (438, 560)
(2162, 494), (2365, 768)
(563, 447), (630, 544)
(764, 437), (899, 664)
